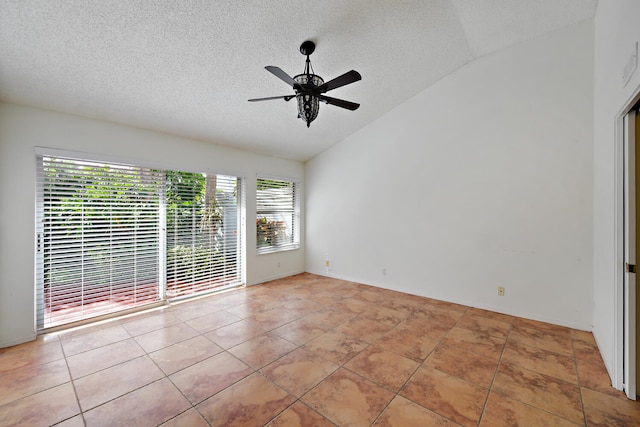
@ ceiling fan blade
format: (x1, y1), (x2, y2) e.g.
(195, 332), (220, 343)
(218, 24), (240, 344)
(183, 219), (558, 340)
(317, 70), (362, 93)
(318, 95), (360, 111)
(248, 95), (296, 102)
(265, 66), (303, 91)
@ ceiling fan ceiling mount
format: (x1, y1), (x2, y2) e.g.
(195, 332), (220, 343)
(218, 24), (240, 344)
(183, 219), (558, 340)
(248, 40), (361, 128)
(299, 40), (316, 56)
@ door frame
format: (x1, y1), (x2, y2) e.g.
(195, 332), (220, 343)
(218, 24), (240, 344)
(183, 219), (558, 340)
(615, 85), (640, 396)
(623, 109), (637, 399)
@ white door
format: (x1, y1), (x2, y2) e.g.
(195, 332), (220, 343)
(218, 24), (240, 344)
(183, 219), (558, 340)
(624, 109), (637, 400)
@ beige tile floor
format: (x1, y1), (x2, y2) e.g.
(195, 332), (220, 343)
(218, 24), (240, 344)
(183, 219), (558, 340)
(1, 273), (640, 426)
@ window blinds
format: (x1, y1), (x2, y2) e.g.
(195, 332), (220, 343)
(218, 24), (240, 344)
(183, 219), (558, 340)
(36, 156), (164, 329)
(36, 155), (244, 331)
(256, 178), (299, 254)
(165, 172), (243, 298)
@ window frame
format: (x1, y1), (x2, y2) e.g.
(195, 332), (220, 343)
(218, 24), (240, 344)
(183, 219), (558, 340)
(35, 148), (246, 330)
(256, 176), (301, 255)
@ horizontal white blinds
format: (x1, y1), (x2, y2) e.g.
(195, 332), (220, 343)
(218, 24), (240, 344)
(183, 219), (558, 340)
(256, 178), (299, 253)
(166, 172), (242, 298)
(36, 155), (244, 331)
(36, 157), (163, 329)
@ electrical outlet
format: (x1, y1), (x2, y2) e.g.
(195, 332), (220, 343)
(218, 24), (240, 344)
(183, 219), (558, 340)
(497, 286), (505, 296)
(382, 267), (387, 276)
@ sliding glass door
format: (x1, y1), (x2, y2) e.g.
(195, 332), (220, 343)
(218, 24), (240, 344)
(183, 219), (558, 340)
(36, 153), (243, 330)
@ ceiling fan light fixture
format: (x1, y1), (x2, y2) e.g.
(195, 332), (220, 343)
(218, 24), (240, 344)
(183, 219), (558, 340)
(294, 73), (323, 127)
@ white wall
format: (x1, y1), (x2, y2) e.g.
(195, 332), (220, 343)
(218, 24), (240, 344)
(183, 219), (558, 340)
(0, 103), (304, 347)
(592, 0), (640, 388)
(306, 21), (594, 330)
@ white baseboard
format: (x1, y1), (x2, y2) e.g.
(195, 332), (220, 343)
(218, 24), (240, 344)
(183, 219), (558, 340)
(248, 269), (306, 286)
(0, 333), (37, 349)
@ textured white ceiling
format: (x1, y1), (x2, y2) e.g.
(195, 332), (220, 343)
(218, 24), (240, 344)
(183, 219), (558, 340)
(0, 0), (597, 161)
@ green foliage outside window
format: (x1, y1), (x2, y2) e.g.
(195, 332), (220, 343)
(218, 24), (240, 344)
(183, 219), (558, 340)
(43, 162), (225, 291)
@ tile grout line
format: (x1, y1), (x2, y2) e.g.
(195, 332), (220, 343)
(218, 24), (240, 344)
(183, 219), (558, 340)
(70, 312), (237, 425)
(487, 324), (590, 426)
(415, 305), (484, 426)
(570, 330), (589, 427)
(7, 275), (634, 425)
(370, 304), (473, 426)
(252, 301), (349, 426)
(133, 314), (263, 426)
(142, 323), (207, 426)
(261, 299), (402, 425)
(258, 294), (410, 425)
(476, 315), (512, 426)
(59, 335), (87, 426)
(153, 296), (307, 426)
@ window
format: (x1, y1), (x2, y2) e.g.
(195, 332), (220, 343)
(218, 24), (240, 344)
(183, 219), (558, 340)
(36, 153), (244, 330)
(165, 172), (243, 298)
(256, 177), (300, 254)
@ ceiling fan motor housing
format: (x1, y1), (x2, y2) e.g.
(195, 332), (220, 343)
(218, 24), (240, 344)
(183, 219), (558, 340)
(294, 74), (324, 127)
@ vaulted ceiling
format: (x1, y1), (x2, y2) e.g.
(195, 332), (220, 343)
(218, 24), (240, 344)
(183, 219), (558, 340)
(0, 1), (598, 161)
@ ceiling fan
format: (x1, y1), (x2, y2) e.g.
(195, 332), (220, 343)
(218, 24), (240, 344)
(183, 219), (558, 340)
(248, 40), (362, 128)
